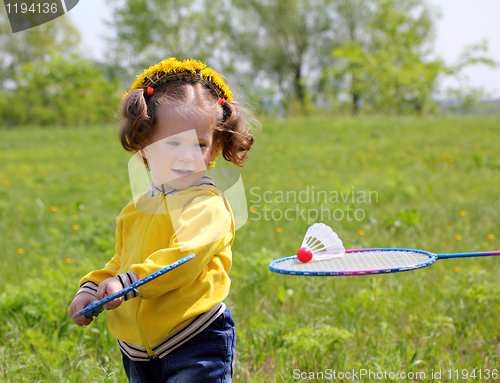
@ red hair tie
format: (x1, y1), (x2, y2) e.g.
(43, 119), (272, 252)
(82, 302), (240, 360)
(146, 87), (154, 96)
(218, 97), (225, 106)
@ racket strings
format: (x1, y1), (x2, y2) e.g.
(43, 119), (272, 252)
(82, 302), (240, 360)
(273, 250), (432, 274)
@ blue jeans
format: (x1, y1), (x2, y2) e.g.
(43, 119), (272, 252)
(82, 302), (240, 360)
(122, 306), (236, 383)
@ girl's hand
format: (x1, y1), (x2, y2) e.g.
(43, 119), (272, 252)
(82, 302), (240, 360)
(69, 292), (97, 326)
(96, 277), (124, 310)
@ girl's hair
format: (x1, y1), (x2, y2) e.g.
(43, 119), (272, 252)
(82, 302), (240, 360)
(119, 81), (255, 167)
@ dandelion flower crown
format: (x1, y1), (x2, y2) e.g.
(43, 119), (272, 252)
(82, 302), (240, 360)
(125, 58), (232, 169)
(123, 57), (233, 101)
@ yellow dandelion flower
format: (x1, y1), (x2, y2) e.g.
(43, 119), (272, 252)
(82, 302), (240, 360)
(453, 266), (461, 272)
(459, 210), (467, 217)
(50, 206), (58, 212)
(487, 234), (495, 240)
(249, 175), (256, 182)
(2, 180), (11, 186)
(72, 224), (80, 231)
(275, 227), (283, 233)
(250, 206), (257, 213)
(64, 258), (72, 264)
(357, 230), (365, 236)
(8, 232), (14, 238)
(16, 248), (24, 255)
(455, 235), (462, 241)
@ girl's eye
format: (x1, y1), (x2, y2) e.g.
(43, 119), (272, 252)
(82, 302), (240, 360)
(166, 141), (180, 147)
(197, 142), (207, 148)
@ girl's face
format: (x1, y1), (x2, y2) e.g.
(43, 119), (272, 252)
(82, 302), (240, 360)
(140, 105), (215, 190)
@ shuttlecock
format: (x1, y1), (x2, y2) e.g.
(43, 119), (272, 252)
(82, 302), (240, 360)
(297, 223), (345, 263)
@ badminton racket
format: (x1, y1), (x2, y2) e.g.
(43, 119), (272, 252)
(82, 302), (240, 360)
(72, 253), (195, 318)
(269, 248), (500, 276)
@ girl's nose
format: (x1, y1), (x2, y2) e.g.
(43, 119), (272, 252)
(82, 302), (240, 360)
(177, 147), (197, 162)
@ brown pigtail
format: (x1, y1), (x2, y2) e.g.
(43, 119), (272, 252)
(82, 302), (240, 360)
(216, 100), (255, 167)
(119, 89), (156, 152)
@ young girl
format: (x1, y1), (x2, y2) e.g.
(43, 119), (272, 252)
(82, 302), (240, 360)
(68, 58), (255, 382)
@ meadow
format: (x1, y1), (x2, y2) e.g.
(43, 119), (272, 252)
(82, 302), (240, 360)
(0, 115), (499, 382)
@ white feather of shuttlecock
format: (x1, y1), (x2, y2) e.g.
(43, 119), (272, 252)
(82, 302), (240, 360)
(300, 223), (345, 260)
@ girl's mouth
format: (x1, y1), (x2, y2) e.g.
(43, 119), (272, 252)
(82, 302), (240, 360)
(172, 169), (194, 178)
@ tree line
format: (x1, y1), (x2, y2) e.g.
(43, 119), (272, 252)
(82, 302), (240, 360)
(0, 0), (496, 126)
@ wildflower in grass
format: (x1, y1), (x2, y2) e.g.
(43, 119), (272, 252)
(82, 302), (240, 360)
(250, 206), (257, 213)
(8, 232), (14, 237)
(50, 206), (58, 212)
(65, 258), (72, 264)
(249, 175), (256, 182)
(275, 227), (283, 233)
(455, 235), (462, 241)
(454, 267), (461, 272)
(72, 224), (80, 231)
(357, 230), (365, 236)
(72, 215), (79, 220)
(16, 248), (24, 255)
(3, 180), (11, 186)
(487, 234), (495, 240)
(459, 210), (467, 217)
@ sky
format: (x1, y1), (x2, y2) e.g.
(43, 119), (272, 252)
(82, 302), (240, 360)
(67, 0), (500, 97)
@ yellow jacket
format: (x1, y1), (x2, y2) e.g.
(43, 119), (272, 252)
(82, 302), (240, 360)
(79, 186), (234, 351)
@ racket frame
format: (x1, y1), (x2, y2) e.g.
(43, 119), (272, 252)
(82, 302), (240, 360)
(72, 253), (195, 318)
(269, 248), (437, 276)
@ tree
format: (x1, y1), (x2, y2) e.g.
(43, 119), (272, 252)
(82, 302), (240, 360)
(0, 7), (80, 89)
(326, 0), (443, 114)
(0, 52), (122, 126)
(443, 39), (497, 111)
(322, 0), (374, 113)
(327, 0), (497, 114)
(104, 0), (229, 85)
(228, 0), (340, 114)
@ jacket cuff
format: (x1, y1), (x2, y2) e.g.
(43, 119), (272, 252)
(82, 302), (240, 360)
(76, 281), (98, 298)
(116, 272), (141, 301)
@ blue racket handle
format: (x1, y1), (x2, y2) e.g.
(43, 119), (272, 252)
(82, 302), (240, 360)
(437, 251), (500, 260)
(72, 254), (195, 319)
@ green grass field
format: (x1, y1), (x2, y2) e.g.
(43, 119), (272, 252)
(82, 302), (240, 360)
(1, 115), (499, 382)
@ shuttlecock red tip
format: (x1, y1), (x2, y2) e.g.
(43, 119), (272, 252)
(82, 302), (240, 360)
(297, 247), (313, 263)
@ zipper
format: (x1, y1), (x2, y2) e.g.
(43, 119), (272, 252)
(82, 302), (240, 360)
(137, 299), (157, 357)
(134, 192), (165, 359)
